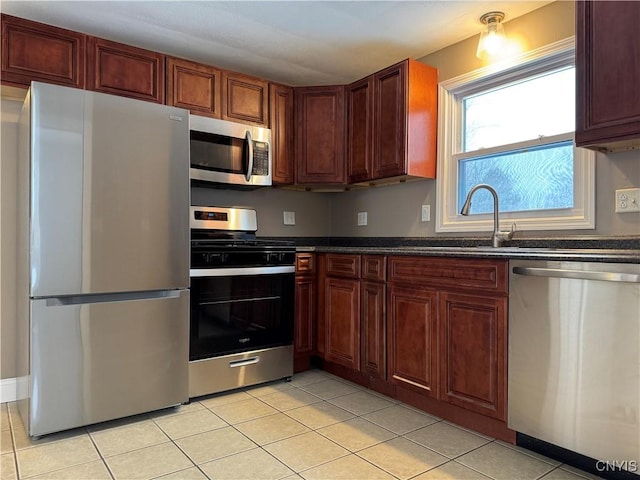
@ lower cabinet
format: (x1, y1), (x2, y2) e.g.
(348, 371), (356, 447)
(294, 253), (316, 372)
(308, 253), (512, 441)
(323, 254), (361, 370)
(387, 284), (438, 397)
(439, 292), (507, 420)
(360, 280), (385, 378)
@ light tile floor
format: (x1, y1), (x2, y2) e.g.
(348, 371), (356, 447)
(1, 369), (603, 480)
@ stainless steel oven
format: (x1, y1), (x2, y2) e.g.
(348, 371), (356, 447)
(188, 206), (295, 398)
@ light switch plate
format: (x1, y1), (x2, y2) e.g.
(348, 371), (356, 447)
(283, 211), (296, 225)
(357, 211), (367, 226)
(421, 204), (431, 222)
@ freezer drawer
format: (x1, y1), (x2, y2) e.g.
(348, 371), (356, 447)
(28, 290), (189, 437)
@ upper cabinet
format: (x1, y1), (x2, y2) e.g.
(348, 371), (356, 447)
(1, 14), (85, 89)
(87, 37), (165, 104)
(222, 72), (268, 126)
(346, 76), (374, 183)
(575, 1), (640, 152)
(1, 14), (441, 186)
(347, 59), (438, 185)
(166, 57), (221, 118)
(294, 86), (346, 185)
(269, 83), (295, 185)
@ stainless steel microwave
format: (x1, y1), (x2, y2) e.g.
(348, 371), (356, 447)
(189, 115), (272, 188)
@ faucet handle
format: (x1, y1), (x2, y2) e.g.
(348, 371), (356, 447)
(495, 223), (516, 245)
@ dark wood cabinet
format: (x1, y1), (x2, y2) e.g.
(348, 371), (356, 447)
(347, 59), (438, 185)
(325, 277), (360, 370)
(346, 77), (374, 183)
(294, 86), (346, 185)
(360, 256), (386, 379)
(1, 14), (85, 89)
(387, 284), (439, 397)
(222, 72), (268, 126)
(387, 256), (508, 420)
(87, 37), (165, 103)
(294, 253), (316, 373)
(305, 252), (514, 441)
(269, 83), (295, 184)
(439, 292), (506, 420)
(166, 57), (221, 117)
(576, 1), (640, 152)
(323, 254), (361, 370)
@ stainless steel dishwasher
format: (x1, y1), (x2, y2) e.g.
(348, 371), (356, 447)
(509, 260), (639, 473)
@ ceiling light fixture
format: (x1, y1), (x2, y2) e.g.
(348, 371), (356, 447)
(476, 11), (506, 60)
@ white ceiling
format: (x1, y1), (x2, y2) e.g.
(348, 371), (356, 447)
(1, 1), (552, 86)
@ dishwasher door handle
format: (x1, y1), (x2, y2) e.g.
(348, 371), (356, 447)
(512, 266), (640, 283)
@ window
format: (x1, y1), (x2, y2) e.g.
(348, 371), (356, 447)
(436, 38), (595, 233)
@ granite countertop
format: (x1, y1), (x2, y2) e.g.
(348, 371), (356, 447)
(289, 236), (640, 263)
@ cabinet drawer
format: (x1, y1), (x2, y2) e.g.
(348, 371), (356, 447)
(326, 254), (361, 278)
(388, 256), (507, 295)
(362, 255), (386, 282)
(296, 253), (315, 274)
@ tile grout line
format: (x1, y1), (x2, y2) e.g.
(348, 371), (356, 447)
(148, 407), (211, 478)
(7, 403), (20, 480)
(86, 429), (117, 480)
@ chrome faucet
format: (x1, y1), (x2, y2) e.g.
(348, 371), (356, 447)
(460, 184), (515, 248)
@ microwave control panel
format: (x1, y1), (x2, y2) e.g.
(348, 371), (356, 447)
(252, 142), (269, 175)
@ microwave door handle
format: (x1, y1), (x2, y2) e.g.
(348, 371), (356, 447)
(245, 130), (253, 182)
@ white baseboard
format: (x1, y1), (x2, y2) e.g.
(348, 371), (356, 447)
(0, 377), (18, 403)
(0, 377), (27, 404)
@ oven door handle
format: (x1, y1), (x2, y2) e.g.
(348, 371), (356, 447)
(190, 266), (295, 277)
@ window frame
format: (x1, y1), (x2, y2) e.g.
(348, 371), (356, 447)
(435, 37), (595, 233)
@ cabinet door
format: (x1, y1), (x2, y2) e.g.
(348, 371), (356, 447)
(166, 57), (221, 118)
(294, 86), (346, 184)
(361, 281), (386, 379)
(372, 62), (406, 179)
(439, 292), (506, 420)
(387, 284), (438, 397)
(576, 1), (640, 151)
(325, 277), (360, 370)
(222, 72), (268, 126)
(346, 76), (374, 183)
(294, 275), (316, 358)
(87, 37), (165, 103)
(1, 14), (85, 89)
(270, 83), (295, 184)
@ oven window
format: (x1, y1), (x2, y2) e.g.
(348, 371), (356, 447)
(190, 131), (248, 174)
(190, 273), (294, 360)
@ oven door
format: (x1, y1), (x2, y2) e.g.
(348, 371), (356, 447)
(189, 266), (294, 360)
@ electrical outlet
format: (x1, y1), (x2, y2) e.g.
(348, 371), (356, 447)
(615, 188), (640, 213)
(357, 211), (368, 226)
(283, 211), (296, 225)
(421, 204), (431, 222)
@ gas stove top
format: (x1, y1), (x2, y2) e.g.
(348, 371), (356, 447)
(190, 206), (295, 269)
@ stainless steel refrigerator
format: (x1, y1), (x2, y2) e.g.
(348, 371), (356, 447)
(17, 82), (190, 437)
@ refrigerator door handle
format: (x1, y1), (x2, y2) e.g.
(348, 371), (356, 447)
(45, 289), (183, 306)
